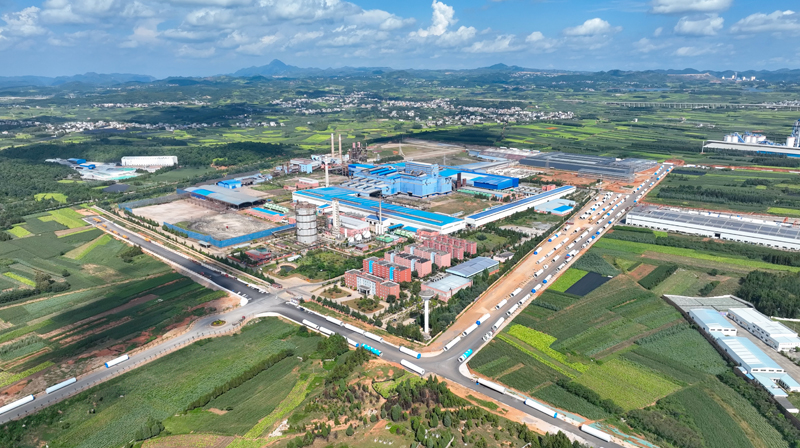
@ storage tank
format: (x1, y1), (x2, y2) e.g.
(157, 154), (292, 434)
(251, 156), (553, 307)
(295, 202), (318, 245)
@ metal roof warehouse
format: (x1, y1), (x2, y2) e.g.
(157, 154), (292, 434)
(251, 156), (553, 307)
(183, 185), (265, 209)
(465, 185), (576, 227)
(446, 257), (500, 278)
(625, 205), (800, 250)
(292, 187), (466, 234)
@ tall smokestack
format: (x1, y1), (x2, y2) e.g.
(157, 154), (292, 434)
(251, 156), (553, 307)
(330, 133), (335, 158)
(325, 155), (330, 188)
(339, 134), (345, 176)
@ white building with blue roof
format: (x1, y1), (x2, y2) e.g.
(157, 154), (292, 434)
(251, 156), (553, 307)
(728, 307), (800, 351)
(717, 337), (783, 374)
(689, 309), (737, 338)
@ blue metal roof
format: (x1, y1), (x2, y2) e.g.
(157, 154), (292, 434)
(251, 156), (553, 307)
(690, 309), (736, 331)
(466, 186), (575, 220)
(294, 187), (463, 227)
(717, 337), (783, 371)
(446, 257), (499, 278)
(472, 176), (505, 186)
(192, 188), (215, 196)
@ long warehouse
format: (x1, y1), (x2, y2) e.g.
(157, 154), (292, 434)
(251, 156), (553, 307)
(625, 205), (800, 250)
(292, 187), (466, 234)
(465, 185), (576, 227)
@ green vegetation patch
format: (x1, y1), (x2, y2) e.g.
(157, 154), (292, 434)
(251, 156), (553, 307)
(574, 358), (681, 411)
(548, 268), (588, 292)
(532, 385), (610, 421)
(34, 193), (68, 203)
(73, 234), (111, 260)
(8, 226), (31, 238)
(47, 208), (88, 229)
(572, 252), (619, 276)
(4, 272), (35, 287)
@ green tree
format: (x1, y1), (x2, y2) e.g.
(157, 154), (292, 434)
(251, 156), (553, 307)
(345, 425), (354, 437)
(430, 413), (439, 428)
(391, 405), (402, 422)
(443, 412), (452, 427)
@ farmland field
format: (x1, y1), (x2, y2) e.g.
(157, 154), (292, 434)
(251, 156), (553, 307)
(548, 268), (587, 292)
(10, 318), (318, 448)
(470, 230), (800, 448)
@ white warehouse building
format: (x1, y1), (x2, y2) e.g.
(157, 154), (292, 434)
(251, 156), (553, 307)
(625, 205), (800, 250)
(465, 185), (576, 227)
(727, 308), (800, 352)
(121, 156), (178, 167)
(688, 308), (737, 338)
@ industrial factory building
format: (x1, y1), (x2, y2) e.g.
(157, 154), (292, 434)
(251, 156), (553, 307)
(292, 187), (466, 234)
(183, 185), (265, 210)
(344, 161), (520, 197)
(727, 308), (800, 352)
(422, 274), (473, 301)
(446, 257), (500, 279)
(624, 206), (800, 250)
(465, 186), (577, 227)
(520, 152), (657, 180)
(717, 337), (784, 374)
(121, 156), (178, 167)
(688, 309), (737, 338)
(704, 120), (800, 156)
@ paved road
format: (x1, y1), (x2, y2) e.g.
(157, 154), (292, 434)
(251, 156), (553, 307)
(0, 166), (672, 446)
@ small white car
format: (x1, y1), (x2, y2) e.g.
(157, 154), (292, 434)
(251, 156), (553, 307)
(482, 331), (494, 342)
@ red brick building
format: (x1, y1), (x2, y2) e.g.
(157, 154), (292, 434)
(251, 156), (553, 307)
(362, 257), (412, 283)
(344, 269), (400, 300)
(403, 244), (452, 268)
(384, 251), (432, 277)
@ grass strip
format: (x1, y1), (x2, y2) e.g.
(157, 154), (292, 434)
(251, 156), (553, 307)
(243, 375), (314, 439)
(0, 320), (53, 345)
(4, 272), (35, 287)
(496, 334), (578, 379)
(8, 226), (31, 238)
(0, 361), (54, 388)
(593, 239), (800, 272)
(74, 234), (111, 260)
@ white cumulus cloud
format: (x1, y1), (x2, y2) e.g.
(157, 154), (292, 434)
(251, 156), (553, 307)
(236, 33), (280, 54)
(673, 45), (715, 56)
(464, 35), (519, 53)
(650, 0), (732, 14)
(177, 44), (216, 58)
(633, 37), (669, 53)
(436, 26), (476, 47)
(411, 0), (456, 38)
(525, 31), (558, 52)
(674, 14), (723, 35)
(731, 10), (800, 34)
(563, 18), (621, 36)
(1, 7), (47, 37)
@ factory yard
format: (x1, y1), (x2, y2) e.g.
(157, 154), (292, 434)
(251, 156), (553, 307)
(184, 213), (277, 240)
(132, 200), (217, 224)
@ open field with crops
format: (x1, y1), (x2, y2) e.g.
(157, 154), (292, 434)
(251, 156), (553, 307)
(470, 228), (800, 448)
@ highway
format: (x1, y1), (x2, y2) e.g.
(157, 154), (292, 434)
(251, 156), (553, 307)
(0, 165), (671, 447)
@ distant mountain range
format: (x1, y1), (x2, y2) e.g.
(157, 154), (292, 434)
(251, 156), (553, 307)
(231, 59), (391, 77)
(2, 61), (800, 87)
(0, 72), (156, 89)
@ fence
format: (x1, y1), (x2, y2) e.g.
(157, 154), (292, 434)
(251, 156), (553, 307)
(119, 192), (187, 212)
(162, 222), (296, 248)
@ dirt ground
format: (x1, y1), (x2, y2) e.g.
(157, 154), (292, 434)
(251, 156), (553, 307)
(533, 165), (660, 194)
(187, 213), (276, 240)
(133, 200), (217, 225)
(628, 264), (656, 281)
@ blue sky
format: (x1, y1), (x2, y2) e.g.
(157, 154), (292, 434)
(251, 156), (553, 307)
(0, 0), (797, 77)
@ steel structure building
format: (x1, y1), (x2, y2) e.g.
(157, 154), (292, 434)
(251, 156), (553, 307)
(422, 274), (473, 301)
(688, 309), (737, 338)
(716, 337), (784, 373)
(465, 186), (576, 227)
(625, 206), (800, 250)
(121, 156), (178, 167)
(520, 152), (656, 180)
(295, 202), (319, 245)
(727, 308), (800, 351)
(446, 257), (500, 279)
(183, 185), (265, 209)
(292, 187), (466, 234)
